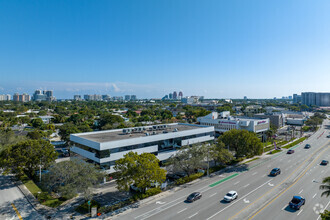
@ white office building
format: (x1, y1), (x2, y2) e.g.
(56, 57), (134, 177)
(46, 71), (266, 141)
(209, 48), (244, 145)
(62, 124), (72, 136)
(197, 112), (269, 133)
(70, 123), (215, 173)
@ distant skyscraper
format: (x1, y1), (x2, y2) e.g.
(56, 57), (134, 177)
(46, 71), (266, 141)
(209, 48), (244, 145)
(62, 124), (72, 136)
(0, 94), (11, 101)
(74, 95), (81, 101)
(244, 96), (247, 100)
(13, 93), (19, 101)
(293, 94), (302, 104)
(13, 93), (30, 102)
(102, 94), (111, 101)
(131, 95), (137, 101)
(173, 91), (178, 100)
(302, 92), (330, 106)
(125, 95), (131, 101)
(178, 91), (183, 99)
(169, 93), (173, 99)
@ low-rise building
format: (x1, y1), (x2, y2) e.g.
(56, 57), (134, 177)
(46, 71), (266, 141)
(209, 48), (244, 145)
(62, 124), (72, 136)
(70, 123), (215, 173)
(197, 112), (269, 134)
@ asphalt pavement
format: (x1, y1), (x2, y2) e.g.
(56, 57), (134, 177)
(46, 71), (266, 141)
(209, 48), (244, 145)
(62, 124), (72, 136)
(0, 175), (44, 220)
(114, 120), (330, 220)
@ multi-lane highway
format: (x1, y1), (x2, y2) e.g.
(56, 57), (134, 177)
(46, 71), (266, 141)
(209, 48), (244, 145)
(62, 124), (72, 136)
(115, 120), (330, 220)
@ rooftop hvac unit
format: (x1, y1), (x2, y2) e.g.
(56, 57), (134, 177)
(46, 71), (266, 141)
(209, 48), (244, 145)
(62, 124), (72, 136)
(145, 132), (150, 136)
(173, 128), (178, 132)
(152, 131), (157, 135)
(153, 125), (157, 130)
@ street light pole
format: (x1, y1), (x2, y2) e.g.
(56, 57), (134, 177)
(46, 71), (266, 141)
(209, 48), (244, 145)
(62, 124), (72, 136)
(39, 158), (42, 183)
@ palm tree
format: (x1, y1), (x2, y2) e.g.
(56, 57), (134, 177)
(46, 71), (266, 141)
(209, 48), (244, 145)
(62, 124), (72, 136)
(320, 176), (330, 197)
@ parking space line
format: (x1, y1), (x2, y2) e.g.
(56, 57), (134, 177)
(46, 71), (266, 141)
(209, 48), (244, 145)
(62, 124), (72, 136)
(298, 189), (303, 194)
(209, 193), (217, 198)
(313, 193), (317, 198)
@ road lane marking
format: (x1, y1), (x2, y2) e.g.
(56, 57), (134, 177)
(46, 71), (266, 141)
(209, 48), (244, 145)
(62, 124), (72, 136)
(268, 182), (274, 187)
(281, 205), (287, 210)
(11, 203), (23, 220)
(136, 171), (238, 219)
(317, 200), (330, 220)
(297, 209), (303, 216)
(243, 198), (250, 203)
(206, 180), (272, 220)
(262, 174), (266, 177)
(209, 193), (217, 198)
(188, 212), (198, 219)
(177, 208), (187, 214)
(267, 165), (271, 168)
(209, 173), (239, 187)
(299, 189), (303, 194)
(252, 172), (258, 176)
(244, 145), (329, 220)
(234, 181), (240, 185)
(244, 184), (250, 188)
(313, 193), (317, 198)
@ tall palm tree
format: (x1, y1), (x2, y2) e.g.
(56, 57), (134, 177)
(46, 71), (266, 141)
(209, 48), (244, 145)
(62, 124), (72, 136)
(320, 176), (330, 197)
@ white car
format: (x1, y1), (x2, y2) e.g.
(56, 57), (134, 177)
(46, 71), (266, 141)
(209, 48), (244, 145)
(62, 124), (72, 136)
(224, 191), (238, 202)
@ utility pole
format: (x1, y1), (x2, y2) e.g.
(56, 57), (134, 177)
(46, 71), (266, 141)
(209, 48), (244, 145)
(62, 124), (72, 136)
(39, 158), (42, 183)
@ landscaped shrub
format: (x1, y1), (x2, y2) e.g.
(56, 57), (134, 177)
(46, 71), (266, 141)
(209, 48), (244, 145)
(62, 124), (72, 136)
(175, 172), (204, 185)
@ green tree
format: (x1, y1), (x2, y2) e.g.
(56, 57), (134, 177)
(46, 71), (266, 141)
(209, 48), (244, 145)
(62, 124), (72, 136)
(30, 118), (44, 128)
(320, 210), (330, 220)
(43, 159), (104, 200)
(99, 113), (124, 130)
(209, 142), (234, 165)
(0, 139), (57, 177)
(58, 123), (81, 143)
(166, 145), (206, 176)
(320, 176), (330, 197)
(0, 129), (26, 152)
(219, 129), (263, 158)
(114, 152), (166, 193)
(27, 130), (44, 140)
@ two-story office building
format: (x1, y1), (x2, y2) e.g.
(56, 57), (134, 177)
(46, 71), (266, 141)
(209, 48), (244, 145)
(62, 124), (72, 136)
(70, 123), (215, 173)
(197, 112), (269, 134)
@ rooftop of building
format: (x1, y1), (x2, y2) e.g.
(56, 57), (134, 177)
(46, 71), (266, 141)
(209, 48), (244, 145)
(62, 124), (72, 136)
(72, 123), (209, 143)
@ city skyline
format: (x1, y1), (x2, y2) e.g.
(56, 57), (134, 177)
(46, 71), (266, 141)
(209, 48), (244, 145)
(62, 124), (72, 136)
(1, 1), (330, 99)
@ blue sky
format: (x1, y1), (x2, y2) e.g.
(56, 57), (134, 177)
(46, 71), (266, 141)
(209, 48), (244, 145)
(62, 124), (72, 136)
(0, 0), (330, 99)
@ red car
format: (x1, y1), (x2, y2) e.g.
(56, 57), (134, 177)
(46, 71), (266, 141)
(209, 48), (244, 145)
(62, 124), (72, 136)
(287, 149), (295, 154)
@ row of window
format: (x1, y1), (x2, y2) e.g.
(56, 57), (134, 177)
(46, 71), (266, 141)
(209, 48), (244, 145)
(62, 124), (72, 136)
(72, 131), (214, 159)
(201, 123), (236, 130)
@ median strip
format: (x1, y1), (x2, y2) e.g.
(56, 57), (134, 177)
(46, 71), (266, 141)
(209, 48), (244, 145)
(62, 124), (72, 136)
(209, 173), (239, 187)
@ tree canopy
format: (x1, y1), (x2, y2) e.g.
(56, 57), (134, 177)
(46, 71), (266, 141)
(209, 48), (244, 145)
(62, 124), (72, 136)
(114, 152), (166, 193)
(42, 159), (104, 200)
(0, 139), (58, 177)
(166, 145), (207, 176)
(219, 129), (263, 158)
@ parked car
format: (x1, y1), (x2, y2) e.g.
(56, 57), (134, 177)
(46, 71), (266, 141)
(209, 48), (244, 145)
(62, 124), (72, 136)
(289, 196), (305, 210)
(287, 149), (295, 154)
(326, 135), (330, 138)
(166, 174), (181, 181)
(223, 191), (238, 202)
(186, 192), (202, 202)
(304, 144), (311, 149)
(320, 160), (329, 165)
(270, 168), (281, 176)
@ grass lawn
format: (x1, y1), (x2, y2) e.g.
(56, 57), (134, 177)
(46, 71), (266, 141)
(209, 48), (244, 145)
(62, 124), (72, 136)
(267, 149), (282, 155)
(19, 174), (65, 208)
(243, 157), (260, 164)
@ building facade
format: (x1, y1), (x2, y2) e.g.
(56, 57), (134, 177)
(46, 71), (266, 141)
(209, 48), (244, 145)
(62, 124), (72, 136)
(70, 123), (215, 173)
(198, 112), (269, 133)
(0, 94), (11, 101)
(302, 92), (330, 106)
